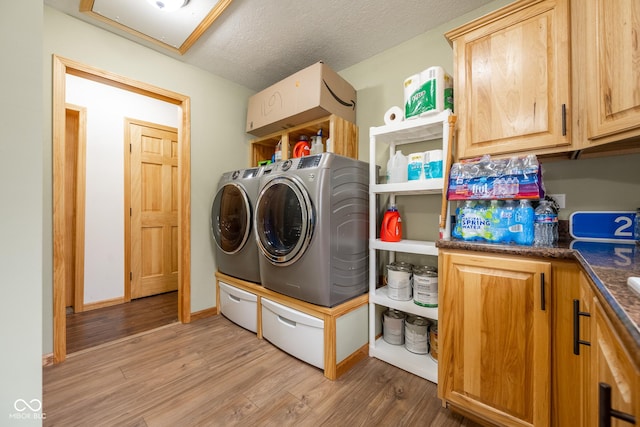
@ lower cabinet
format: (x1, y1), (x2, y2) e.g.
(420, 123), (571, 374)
(590, 299), (639, 427)
(438, 250), (552, 427)
(215, 271), (369, 380)
(438, 249), (639, 427)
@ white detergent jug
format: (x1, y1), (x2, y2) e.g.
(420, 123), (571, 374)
(387, 150), (408, 183)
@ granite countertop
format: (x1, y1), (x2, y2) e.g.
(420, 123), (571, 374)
(436, 238), (640, 355)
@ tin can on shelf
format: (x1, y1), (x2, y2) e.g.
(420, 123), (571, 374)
(429, 321), (438, 362)
(404, 315), (430, 354)
(386, 261), (413, 301)
(413, 265), (438, 307)
(382, 309), (406, 345)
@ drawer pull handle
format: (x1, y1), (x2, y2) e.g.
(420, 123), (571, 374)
(540, 273), (546, 311)
(228, 294), (241, 303)
(562, 103), (567, 136)
(599, 382), (636, 426)
(573, 299), (591, 355)
(277, 315), (296, 328)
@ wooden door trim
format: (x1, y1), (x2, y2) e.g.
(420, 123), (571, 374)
(53, 55), (192, 363)
(65, 104), (87, 313)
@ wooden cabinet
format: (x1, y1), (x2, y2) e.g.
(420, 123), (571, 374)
(590, 299), (639, 427)
(438, 250), (552, 426)
(579, 0), (640, 148)
(249, 114), (358, 167)
(551, 261), (592, 426)
(445, 0), (571, 160)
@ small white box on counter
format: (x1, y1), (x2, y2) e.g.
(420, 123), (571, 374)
(246, 61), (356, 136)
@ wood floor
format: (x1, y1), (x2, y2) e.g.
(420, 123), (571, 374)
(66, 291), (178, 354)
(44, 314), (481, 427)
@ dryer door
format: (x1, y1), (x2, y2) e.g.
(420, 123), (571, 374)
(211, 183), (251, 254)
(255, 176), (314, 266)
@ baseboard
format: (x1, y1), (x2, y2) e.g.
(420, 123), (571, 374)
(335, 342), (369, 379)
(42, 353), (54, 367)
(81, 296), (126, 312)
(190, 306), (218, 321)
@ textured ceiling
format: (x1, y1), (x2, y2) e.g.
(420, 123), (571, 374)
(44, 0), (494, 91)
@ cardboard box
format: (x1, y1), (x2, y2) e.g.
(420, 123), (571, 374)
(246, 62), (357, 136)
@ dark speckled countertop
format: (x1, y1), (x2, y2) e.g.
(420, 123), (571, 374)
(437, 238), (640, 357)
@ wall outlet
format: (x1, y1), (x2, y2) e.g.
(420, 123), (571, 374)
(549, 194), (566, 209)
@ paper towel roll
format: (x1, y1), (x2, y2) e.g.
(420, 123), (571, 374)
(384, 106), (404, 126)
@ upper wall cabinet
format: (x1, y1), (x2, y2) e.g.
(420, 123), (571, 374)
(446, 0), (571, 160)
(581, 0), (640, 147)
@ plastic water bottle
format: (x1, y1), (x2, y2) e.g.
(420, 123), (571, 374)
(513, 200), (534, 245)
(534, 200), (558, 247)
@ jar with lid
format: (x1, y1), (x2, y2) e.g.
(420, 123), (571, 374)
(386, 261), (413, 301)
(412, 265), (438, 307)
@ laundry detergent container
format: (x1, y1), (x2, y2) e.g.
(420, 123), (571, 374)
(261, 298), (324, 369)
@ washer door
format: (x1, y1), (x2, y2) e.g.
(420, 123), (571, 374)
(255, 176), (314, 266)
(211, 183), (251, 254)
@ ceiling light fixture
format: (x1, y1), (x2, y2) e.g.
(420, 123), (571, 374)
(146, 0), (190, 13)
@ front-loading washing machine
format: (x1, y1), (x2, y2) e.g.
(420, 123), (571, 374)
(254, 153), (369, 307)
(210, 166), (263, 283)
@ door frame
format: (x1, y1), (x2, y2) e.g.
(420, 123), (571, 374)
(52, 55), (192, 363)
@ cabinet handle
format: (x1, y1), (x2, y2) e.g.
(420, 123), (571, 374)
(540, 273), (546, 311)
(562, 104), (567, 136)
(599, 382), (637, 426)
(573, 299), (591, 355)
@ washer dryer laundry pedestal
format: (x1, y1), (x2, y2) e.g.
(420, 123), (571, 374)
(211, 167), (263, 284)
(254, 153), (369, 307)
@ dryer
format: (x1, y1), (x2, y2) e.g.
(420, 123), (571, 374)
(254, 153), (369, 307)
(211, 166), (263, 283)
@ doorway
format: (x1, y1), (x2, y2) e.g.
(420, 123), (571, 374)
(52, 55), (192, 363)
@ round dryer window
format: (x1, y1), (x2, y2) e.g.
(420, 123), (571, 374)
(211, 183), (251, 254)
(255, 176), (314, 266)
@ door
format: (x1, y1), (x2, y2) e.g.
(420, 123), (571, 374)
(211, 180), (251, 254)
(254, 176), (314, 266)
(585, 0), (640, 142)
(447, 0), (570, 158)
(127, 120), (179, 299)
(439, 250), (551, 427)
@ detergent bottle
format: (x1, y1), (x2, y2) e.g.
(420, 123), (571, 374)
(310, 129), (324, 155)
(380, 204), (402, 242)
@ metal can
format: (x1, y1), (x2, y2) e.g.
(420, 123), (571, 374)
(429, 322), (438, 362)
(386, 262), (413, 301)
(404, 315), (430, 354)
(413, 265), (438, 307)
(382, 309), (406, 345)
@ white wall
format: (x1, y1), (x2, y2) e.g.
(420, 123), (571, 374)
(66, 75), (180, 304)
(1, 1), (43, 425)
(43, 5), (255, 354)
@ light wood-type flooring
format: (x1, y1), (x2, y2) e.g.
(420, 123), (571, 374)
(44, 314), (481, 427)
(66, 291), (178, 354)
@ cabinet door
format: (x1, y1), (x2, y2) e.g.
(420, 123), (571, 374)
(551, 263), (592, 426)
(590, 299), (639, 427)
(439, 251), (551, 426)
(584, 0), (640, 143)
(448, 0), (570, 158)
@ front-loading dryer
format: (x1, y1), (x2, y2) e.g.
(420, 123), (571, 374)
(210, 166), (263, 283)
(254, 153), (369, 307)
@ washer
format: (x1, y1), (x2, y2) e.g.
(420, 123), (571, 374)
(210, 166), (264, 283)
(254, 153), (369, 307)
